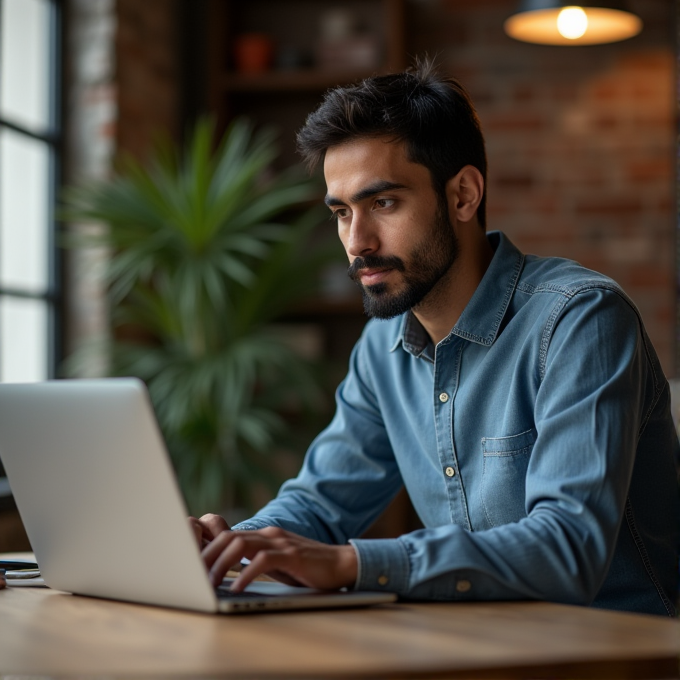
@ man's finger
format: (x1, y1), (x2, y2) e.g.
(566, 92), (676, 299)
(198, 513), (231, 539)
(187, 517), (205, 548)
(204, 532), (288, 587)
(203, 531), (255, 585)
(201, 530), (236, 569)
(230, 550), (290, 592)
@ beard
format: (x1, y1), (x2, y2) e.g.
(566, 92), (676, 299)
(347, 196), (459, 320)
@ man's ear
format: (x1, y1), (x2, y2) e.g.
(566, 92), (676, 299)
(445, 165), (484, 224)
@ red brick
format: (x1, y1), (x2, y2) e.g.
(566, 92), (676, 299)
(591, 83), (620, 101)
(654, 306), (674, 324)
(616, 52), (673, 70)
(485, 114), (545, 131)
(632, 113), (673, 127)
(626, 266), (674, 289)
(626, 159), (672, 182)
(591, 115), (618, 130)
(657, 196), (674, 212)
(513, 85), (535, 103)
(493, 173), (534, 189)
(575, 199), (643, 217)
(529, 196), (559, 215)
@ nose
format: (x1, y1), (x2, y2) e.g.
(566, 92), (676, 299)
(346, 213), (379, 258)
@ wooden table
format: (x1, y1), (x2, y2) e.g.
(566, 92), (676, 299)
(1, 574), (678, 679)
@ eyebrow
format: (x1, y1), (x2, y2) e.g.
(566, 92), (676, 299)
(324, 180), (408, 207)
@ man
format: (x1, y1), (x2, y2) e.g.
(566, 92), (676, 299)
(191, 61), (680, 616)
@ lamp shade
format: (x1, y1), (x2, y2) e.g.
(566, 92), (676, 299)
(504, 1), (643, 45)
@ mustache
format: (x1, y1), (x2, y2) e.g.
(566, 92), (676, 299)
(347, 255), (405, 282)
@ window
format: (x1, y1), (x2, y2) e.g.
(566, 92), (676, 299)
(0, 0), (61, 384)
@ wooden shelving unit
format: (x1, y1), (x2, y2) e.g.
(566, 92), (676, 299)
(218, 68), (385, 93)
(206, 0), (406, 164)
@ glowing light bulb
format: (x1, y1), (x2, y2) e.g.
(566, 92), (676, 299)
(557, 6), (589, 39)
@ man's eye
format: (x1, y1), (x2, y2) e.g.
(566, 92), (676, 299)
(331, 209), (349, 221)
(374, 198), (395, 209)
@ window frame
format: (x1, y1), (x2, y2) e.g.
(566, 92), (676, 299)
(0, 0), (63, 382)
(0, 0), (62, 494)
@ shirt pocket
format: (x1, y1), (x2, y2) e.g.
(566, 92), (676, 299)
(480, 428), (536, 528)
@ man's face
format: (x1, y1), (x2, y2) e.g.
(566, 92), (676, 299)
(324, 138), (459, 319)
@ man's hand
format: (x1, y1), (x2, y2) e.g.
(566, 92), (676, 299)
(188, 513), (231, 549)
(202, 526), (358, 593)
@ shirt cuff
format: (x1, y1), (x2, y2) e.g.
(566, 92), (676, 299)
(230, 520), (270, 531)
(348, 537), (410, 594)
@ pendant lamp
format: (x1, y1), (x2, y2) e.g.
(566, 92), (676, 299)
(504, 1), (643, 45)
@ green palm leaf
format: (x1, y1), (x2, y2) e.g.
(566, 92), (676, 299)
(61, 117), (342, 514)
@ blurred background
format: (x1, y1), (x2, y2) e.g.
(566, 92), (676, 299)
(0, 0), (676, 550)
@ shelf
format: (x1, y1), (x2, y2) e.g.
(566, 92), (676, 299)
(220, 68), (382, 93)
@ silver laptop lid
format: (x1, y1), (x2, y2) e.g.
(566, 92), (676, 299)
(0, 378), (218, 612)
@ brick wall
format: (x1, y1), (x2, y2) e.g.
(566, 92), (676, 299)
(63, 0), (117, 374)
(115, 0), (180, 159)
(63, 0), (181, 371)
(409, 0), (676, 375)
(65, 0), (677, 377)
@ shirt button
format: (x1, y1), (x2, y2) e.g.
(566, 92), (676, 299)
(456, 579), (472, 593)
(445, 466), (456, 477)
(377, 575), (389, 586)
(439, 392), (449, 403)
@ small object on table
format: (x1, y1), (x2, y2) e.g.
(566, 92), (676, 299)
(0, 559), (39, 570)
(5, 570), (41, 580)
(0, 560), (45, 587)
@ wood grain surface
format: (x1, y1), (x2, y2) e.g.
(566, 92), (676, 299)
(1, 581), (678, 679)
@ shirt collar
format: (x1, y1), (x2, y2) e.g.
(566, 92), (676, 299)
(391, 231), (525, 356)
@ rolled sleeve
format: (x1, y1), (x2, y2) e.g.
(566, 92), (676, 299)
(349, 537), (410, 593)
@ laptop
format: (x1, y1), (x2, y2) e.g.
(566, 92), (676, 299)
(0, 378), (396, 614)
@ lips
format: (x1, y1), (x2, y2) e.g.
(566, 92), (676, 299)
(360, 268), (392, 285)
(348, 255), (405, 286)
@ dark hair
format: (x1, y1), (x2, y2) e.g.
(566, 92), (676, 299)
(296, 59), (488, 228)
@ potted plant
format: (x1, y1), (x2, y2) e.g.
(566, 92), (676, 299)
(61, 118), (338, 516)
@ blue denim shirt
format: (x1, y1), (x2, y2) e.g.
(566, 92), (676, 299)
(235, 231), (680, 616)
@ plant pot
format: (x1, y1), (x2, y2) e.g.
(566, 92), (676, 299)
(234, 33), (274, 74)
